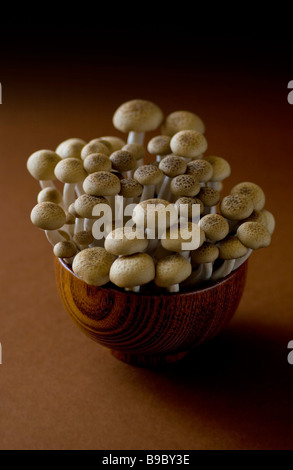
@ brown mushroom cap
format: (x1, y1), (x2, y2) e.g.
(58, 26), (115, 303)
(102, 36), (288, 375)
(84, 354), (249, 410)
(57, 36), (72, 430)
(147, 135), (171, 156)
(161, 222), (206, 252)
(170, 130), (208, 158)
(31, 202), (66, 230)
(186, 159), (213, 182)
(217, 236), (248, 260)
(72, 247), (116, 287)
(155, 254), (192, 287)
(175, 197), (204, 217)
(199, 214), (230, 242)
(56, 138), (87, 159)
(53, 241), (78, 259)
(132, 199), (178, 229)
(54, 158), (87, 184)
(83, 153), (112, 174)
(37, 187), (63, 205)
(220, 194), (254, 221)
(231, 182), (266, 211)
(197, 187), (221, 207)
(162, 111), (205, 136)
(81, 141), (111, 160)
(73, 230), (94, 246)
(83, 171), (121, 197)
(75, 194), (109, 219)
(159, 154), (187, 177)
(27, 150), (61, 181)
(261, 210), (276, 235)
(113, 99), (164, 133)
(203, 156), (231, 182)
(119, 179), (143, 198)
(134, 165), (164, 186)
(97, 136), (126, 152)
(237, 222), (271, 250)
(105, 226), (148, 256)
(122, 143), (146, 161)
(191, 242), (219, 266)
(110, 150), (136, 173)
(170, 174), (201, 198)
(109, 253), (155, 288)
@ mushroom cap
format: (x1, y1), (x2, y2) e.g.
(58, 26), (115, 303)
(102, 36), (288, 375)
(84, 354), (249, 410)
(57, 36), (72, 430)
(191, 242), (219, 265)
(134, 165), (164, 186)
(175, 197), (204, 217)
(27, 150), (61, 181)
(186, 159), (213, 182)
(65, 212), (76, 225)
(199, 214), (230, 242)
(37, 187), (63, 205)
(81, 141), (111, 160)
(237, 222), (271, 250)
(170, 130), (208, 158)
(159, 154), (187, 177)
(261, 210), (276, 235)
(162, 111), (205, 136)
(122, 143), (145, 161)
(155, 254), (192, 287)
(203, 156), (231, 182)
(110, 253), (155, 288)
(105, 226), (148, 256)
(217, 236), (248, 260)
(31, 202), (66, 230)
(73, 230), (94, 246)
(55, 158), (87, 184)
(119, 178), (143, 198)
(56, 138), (87, 159)
(147, 135), (171, 156)
(68, 202), (79, 218)
(170, 174), (201, 198)
(72, 247), (116, 287)
(83, 153), (112, 174)
(133, 199), (178, 229)
(97, 136), (126, 152)
(110, 150), (136, 173)
(161, 222), (206, 252)
(220, 194), (254, 221)
(53, 241), (78, 259)
(83, 171), (121, 197)
(197, 187), (221, 207)
(113, 99), (164, 133)
(75, 194), (109, 219)
(231, 182), (266, 211)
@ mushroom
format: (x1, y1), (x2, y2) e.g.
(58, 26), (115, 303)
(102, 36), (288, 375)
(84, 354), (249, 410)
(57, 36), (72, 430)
(118, 178), (143, 224)
(199, 214), (230, 242)
(237, 222), (271, 250)
(27, 149), (61, 189)
(37, 187), (63, 205)
(109, 253), (155, 291)
(81, 141), (111, 160)
(220, 194), (254, 223)
(105, 226), (148, 256)
(211, 236), (248, 281)
(197, 187), (221, 215)
(56, 138), (87, 159)
(170, 130), (208, 161)
(83, 171), (121, 213)
(161, 221), (206, 256)
(30, 202), (67, 246)
(175, 197), (204, 222)
(158, 154), (187, 200)
(73, 230), (94, 250)
(203, 156), (231, 190)
(155, 253), (192, 293)
(147, 135), (171, 163)
(170, 174), (201, 200)
(261, 210), (276, 235)
(96, 136), (126, 152)
(186, 159), (213, 185)
(185, 242), (219, 286)
(230, 182), (266, 211)
(134, 165), (164, 201)
(112, 99), (164, 145)
(53, 240), (78, 265)
(72, 247), (116, 287)
(110, 150), (136, 177)
(83, 153), (112, 174)
(75, 194), (110, 233)
(161, 110), (205, 136)
(122, 143), (146, 171)
(54, 158), (87, 210)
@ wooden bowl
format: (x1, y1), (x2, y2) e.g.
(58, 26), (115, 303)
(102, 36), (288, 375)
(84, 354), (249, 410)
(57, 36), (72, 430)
(55, 258), (248, 367)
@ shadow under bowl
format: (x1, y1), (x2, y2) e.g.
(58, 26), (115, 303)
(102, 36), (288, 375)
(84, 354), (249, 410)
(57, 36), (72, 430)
(55, 258), (248, 368)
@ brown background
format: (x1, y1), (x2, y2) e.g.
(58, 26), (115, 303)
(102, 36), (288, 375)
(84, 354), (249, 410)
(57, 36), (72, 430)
(0, 30), (293, 450)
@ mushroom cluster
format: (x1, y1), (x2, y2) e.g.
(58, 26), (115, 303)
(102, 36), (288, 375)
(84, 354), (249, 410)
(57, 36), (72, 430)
(28, 99), (275, 293)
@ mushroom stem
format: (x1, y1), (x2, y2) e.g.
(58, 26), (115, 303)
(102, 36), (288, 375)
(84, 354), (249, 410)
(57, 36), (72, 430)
(125, 286), (141, 293)
(168, 284), (180, 293)
(84, 219), (95, 233)
(75, 182), (85, 198)
(127, 131), (145, 146)
(233, 249), (253, 271)
(158, 176), (171, 200)
(75, 218), (84, 235)
(140, 185), (155, 202)
(211, 259), (235, 282)
(40, 181), (56, 190)
(45, 230), (65, 246)
(64, 183), (76, 211)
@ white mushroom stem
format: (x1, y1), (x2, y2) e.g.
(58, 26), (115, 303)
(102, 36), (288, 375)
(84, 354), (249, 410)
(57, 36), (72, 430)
(145, 229), (159, 255)
(158, 176), (171, 200)
(84, 219), (95, 233)
(40, 180), (56, 190)
(203, 206), (217, 216)
(156, 155), (165, 163)
(184, 263), (213, 287)
(75, 218), (84, 235)
(211, 259), (235, 282)
(127, 131), (145, 146)
(168, 284), (180, 293)
(75, 182), (84, 198)
(45, 230), (65, 246)
(207, 181), (221, 191)
(140, 185), (155, 202)
(64, 183), (76, 211)
(181, 251), (191, 260)
(125, 286), (141, 293)
(233, 249), (253, 271)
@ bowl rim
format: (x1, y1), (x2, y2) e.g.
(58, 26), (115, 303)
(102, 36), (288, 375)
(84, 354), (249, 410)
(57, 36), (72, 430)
(57, 257), (248, 298)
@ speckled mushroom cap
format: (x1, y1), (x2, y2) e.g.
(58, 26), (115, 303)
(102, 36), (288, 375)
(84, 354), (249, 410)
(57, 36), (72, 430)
(133, 199), (178, 229)
(199, 214), (230, 242)
(261, 210), (276, 235)
(217, 236), (248, 260)
(197, 187), (221, 207)
(81, 141), (111, 160)
(83, 171), (121, 197)
(161, 222), (206, 252)
(159, 154), (187, 177)
(119, 179), (143, 198)
(134, 165), (164, 186)
(68, 202), (79, 219)
(170, 130), (208, 158)
(237, 222), (271, 250)
(72, 247), (116, 287)
(147, 135), (171, 156)
(113, 99), (164, 133)
(109, 253), (155, 288)
(53, 241), (78, 259)
(175, 197), (204, 217)
(37, 187), (63, 205)
(162, 111), (205, 136)
(54, 158), (87, 183)
(170, 174), (201, 198)
(220, 194), (254, 221)
(73, 230), (94, 247)
(110, 150), (136, 173)
(203, 156), (231, 182)
(83, 153), (112, 174)
(27, 150), (61, 181)
(186, 159), (213, 182)
(97, 136), (126, 152)
(56, 138), (87, 160)
(231, 182), (266, 211)
(155, 254), (192, 288)
(122, 143), (146, 161)
(105, 226), (148, 256)
(191, 242), (219, 265)
(75, 194), (109, 219)
(31, 202), (66, 230)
